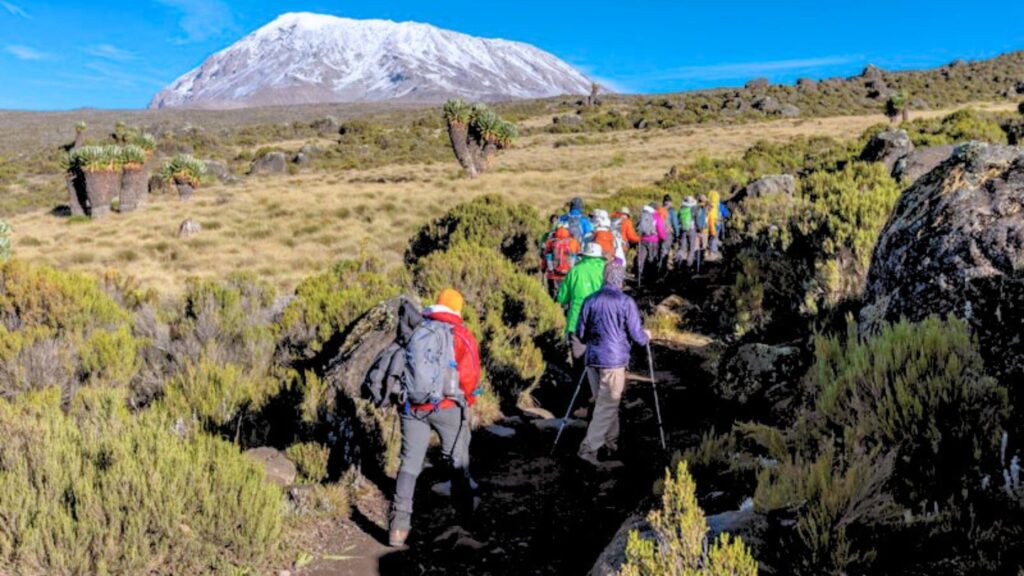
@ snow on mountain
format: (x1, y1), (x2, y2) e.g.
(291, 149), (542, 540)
(150, 12), (593, 109)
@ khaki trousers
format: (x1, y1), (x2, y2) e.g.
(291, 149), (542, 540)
(579, 367), (626, 456)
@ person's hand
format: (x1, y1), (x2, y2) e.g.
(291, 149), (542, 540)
(644, 329), (652, 340)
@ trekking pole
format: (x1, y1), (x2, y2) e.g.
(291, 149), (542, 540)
(550, 369), (588, 455)
(645, 343), (667, 451)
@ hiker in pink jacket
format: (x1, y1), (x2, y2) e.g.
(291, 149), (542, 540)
(635, 204), (667, 287)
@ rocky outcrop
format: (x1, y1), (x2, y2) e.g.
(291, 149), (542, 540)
(892, 144), (956, 184)
(862, 142), (1024, 381)
(588, 513), (651, 576)
(861, 128), (914, 174)
(752, 96), (780, 114)
(250, 152), (288, 176)
(778, 104), (801, 118)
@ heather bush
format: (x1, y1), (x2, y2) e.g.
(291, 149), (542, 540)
(0, 387), (283, 575)
(0, 260), (142, 401)
(621, 461), (758, 576)
(414, 242), (564, 408)
(276, 258), (402, 362)
(902, 108), (1010, 146)
(724, 161), (899, 334)
(743, 316), (1008, 574)
(405, 194), (545, 268)
(286, 441), (330, 484)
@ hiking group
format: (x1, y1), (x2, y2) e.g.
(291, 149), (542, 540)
(541, 193), (728, 295)
(362, 194), (724, 548)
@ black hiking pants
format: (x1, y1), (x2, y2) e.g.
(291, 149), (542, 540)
(390, 406), (473, 532)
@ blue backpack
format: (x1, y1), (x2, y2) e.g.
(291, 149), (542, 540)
(402, 320), (462, 406)
(694, 206), (708, 231)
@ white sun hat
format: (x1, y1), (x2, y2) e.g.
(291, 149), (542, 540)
(582, 242), (604, 258)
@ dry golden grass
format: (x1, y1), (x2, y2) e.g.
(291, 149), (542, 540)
(8, 102), (1014, 297)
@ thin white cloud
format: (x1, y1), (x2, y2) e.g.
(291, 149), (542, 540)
(640, 55), (863, 83)
(1, 1), (29, 18)
(81, 61), (167, 87)
(154, 0), (235, 43)
(84, 44), (138, 62)
(6, 45), (54, 61)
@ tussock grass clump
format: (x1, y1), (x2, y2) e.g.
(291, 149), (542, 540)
(621, 461), (758, 576)
(0, 387), (284, 575)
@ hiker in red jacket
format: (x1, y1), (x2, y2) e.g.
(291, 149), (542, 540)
(389, 288), (482, 548)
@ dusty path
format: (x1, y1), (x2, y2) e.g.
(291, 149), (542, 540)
(296, 337), (720, 576)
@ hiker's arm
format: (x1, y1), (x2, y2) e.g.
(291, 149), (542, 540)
(455, 327), (482, 403)
(626, 299), (650, 347)
(556, 275), (570, 305)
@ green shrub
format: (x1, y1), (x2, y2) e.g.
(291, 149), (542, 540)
(276, 258), (402, 362)
(744, 316), (1008, 574)
(0, 387), (283, 575)
(158, 359), (277, 433)
(902, 109), (1010, 146)
(286, 441), (330, 484)
(0, 260), (141, 401)
(801, 161), (901, 307)
(621, 461), (758, 576)
(414, 242), (564, 408)
(405, 194), (545, 268)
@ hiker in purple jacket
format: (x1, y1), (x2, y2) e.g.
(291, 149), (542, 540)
(574, 261), (651, 467)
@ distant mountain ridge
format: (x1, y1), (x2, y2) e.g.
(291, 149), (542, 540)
(150, 12), (593, 110)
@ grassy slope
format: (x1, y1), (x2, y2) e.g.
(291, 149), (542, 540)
(7, 101), (1015, 298)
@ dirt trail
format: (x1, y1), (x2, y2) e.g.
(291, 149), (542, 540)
(298, 270), (730, 576)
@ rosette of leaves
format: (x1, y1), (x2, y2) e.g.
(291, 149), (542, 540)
(72, 145), (123, 218)
(160, 154), (207, 200)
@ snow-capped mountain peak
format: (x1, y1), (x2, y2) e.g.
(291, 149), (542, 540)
(150, 12), (593, 109)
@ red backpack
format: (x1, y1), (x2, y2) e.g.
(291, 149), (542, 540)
(551, 237), (574, 275)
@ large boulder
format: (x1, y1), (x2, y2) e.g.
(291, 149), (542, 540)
(893, 144), (956, 184)
(244, 447), (297, 488)
(860, 128), (914, 174)
(588, 513), (651, 576)
(250, 152), (288, 176)
(735, 174), (796, 202)
(778, 104), (801, 118)
(752, 96), (780, 114)
(718, 343), (805, 422)
(862, 142), (1024, 382)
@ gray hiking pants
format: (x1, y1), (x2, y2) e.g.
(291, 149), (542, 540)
(390, 406), (473, 531)
(637, 241), (659, 285)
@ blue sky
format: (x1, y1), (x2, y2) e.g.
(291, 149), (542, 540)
(3, 0), (1024, 110)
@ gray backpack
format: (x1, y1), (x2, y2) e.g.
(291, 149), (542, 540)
(402, 319), (462, 406)
(637, 211), (656, 236)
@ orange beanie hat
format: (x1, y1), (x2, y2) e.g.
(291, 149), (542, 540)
(437, 288), (465, 316)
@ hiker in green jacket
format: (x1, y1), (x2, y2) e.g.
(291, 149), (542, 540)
(557, 242), (607, 359)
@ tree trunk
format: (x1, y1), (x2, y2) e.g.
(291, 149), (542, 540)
(475, 141), (498, 174)
(446, 122), (477, 178)
(175, 178), (195, 200)
(901, 108), (909, 124)
(66, 170), (86, 216)
(120, 167), (149, 212)
(83, 169), (119, 218)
